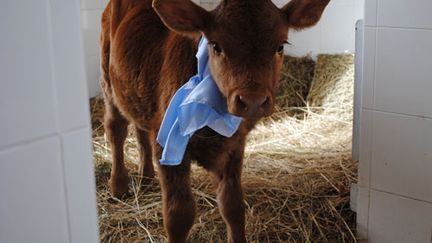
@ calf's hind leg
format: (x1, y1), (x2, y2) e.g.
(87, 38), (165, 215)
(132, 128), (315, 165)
(104, 103), (130, 198)
(135, 128), (155, 185)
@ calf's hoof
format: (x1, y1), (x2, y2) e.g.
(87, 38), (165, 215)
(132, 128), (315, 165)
(109, 174), (130, 199)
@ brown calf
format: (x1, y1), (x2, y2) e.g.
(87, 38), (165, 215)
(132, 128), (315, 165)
(100, 0), (329, 242)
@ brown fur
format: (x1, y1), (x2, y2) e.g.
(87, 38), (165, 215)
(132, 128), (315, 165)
(100, 0), (329, 242)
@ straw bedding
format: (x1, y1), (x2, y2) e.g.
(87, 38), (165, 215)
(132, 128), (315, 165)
(91, 54), (358, 242)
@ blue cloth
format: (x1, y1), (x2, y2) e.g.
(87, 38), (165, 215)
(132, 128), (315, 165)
(156, 37), (242, 166)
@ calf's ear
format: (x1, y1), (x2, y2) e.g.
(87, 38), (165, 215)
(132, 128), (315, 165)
(152, 0), (212, 35)
(281, 0), (330, 30)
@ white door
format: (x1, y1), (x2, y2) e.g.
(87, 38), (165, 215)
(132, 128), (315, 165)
(0, 1), (99, 242)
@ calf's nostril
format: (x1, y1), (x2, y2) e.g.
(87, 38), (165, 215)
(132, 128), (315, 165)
(261, 96), (269, 107)
(236, 95), (248, 110)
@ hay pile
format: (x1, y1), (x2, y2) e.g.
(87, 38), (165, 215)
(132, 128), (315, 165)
(276, 55), (315, 113)
(307, 54), (355, 121)
(91, 54), (357, 242)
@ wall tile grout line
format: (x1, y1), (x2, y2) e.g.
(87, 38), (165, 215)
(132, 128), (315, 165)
(377, 26), (432, 31)
(0, 125), (89, 155)
(370, 188), (432, 205)
(0, 132), (56, 154)
(365, 25), (432, 31)
(363, 108), (432, 121)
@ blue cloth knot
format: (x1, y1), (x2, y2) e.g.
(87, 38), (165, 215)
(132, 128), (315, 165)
(156, 37), (242, 166)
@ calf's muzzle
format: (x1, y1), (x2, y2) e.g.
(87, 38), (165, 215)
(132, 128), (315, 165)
(229, 91), (274, 118)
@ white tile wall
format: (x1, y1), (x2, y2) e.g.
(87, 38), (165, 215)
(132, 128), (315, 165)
(364, 0), (377, 27)
(80, 0), (100, 10)
(62, 128), (99, 243)
(357, 109), (373, 240)
(374, 28), (432, 118)
(287, 23), (321, 57)
(358, 110), (373, 188)
(352, 20), (364, 162)
(85, 54), (102, 99)
(356, 187), (370, 240)
(361, 27), (376, 109)
(377, 0), (432, 29)
(0, 138), (69, 243)
(358, 0), (432, 241)
(0, 0), (57, 148)
(0, 0), (99, 242)
(370, 112), (432, 202)
(320, 2), (357, 53)
(368, 190), (432, 243)
(81, 10), (102, 56)
(51, 0), (92, 132)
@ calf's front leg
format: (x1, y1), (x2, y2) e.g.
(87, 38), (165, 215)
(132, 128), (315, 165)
(158, 152), (196, 243)
(211, 148), (247, 243)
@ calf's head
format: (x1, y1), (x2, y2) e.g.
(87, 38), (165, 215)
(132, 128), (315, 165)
(153, 0), (330, 119)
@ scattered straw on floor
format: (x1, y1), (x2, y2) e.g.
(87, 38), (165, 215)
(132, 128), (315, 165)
(91, 54), (358, 243)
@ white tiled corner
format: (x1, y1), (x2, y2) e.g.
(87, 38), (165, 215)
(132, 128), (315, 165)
(370, 111), (432, 203)
(86, 54), (102, 97)
(0, 0), (57, 148)
(0, 137), (69, 243)
(356, 186), (370, 241)
(50, 0), (91, 132)
(360, 0), (432, 241)
(364, 0), (377, 27)
(368, 190), (432, 243)
(374, 28), (432, 118)
(361, 27), (376, 110)
(81, 9), (102, 56)
(352, 18), (364, 162)
(62, 128), (99, 243)
(358, 109), (373, 188)
(377, 0), (432, 29)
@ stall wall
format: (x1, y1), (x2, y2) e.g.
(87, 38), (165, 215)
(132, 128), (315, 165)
(81, 0), (108, 97)
(81, 0), (364, 97)
(357, 0), (432, 242)
(0, 0), (99, 242)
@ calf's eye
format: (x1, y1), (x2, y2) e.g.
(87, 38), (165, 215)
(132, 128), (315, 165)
(277, 41), (290, 54)
(277, 44), (284, 54)
(210, 42), (222, 55)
